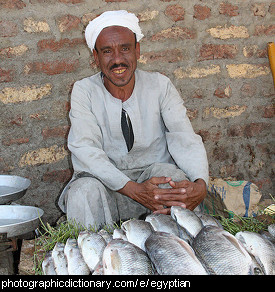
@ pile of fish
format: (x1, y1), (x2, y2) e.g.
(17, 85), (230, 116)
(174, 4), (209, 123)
(42, 206), (275, 275)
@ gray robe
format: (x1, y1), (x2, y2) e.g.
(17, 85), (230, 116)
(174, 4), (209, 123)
(58, 69), (208, 227)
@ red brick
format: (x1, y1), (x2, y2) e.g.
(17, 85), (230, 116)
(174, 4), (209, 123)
(0, 20), (18, 37)
(59, 0), (83, 3)
(260, 104), (275, 118)
(243, 46), (267, 58)
(104, 0), (127, 2)
(42, 169), (72, 183)
(151, 27), (196, 41)
(240, 82), (256, 97)
(42, 125), (70, 139)
(193, 5), (211, 20)
(214, 86), (232, 98)
(165, 4), (185, 22)
(228, 123), (271, 138)
(212, 146), (229, 161)
(199, 44), (237, 61)
(141, 48), (183, 63)
(219, 2), (239, 16)
(10, 115), (23, 126)
(58, 15), (81, 32)
(251, 178), (272, 191)
(254, 25), (275, 36)
(37, 38), (84, 52)
(0, 0), (26, 9)
(269, 3), (275, 15)
(257, 143), (274, 156)
(197, 129), (222, 142)
(26, 59), (79, 75)
(2, 137), (29, 146)
(0, 67), (14, 82)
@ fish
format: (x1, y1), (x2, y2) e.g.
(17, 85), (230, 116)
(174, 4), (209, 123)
(121, 219), (154, 251)
(145, 231), (207, 275)
(92, 261), (104, 275)
(42, 251), (56, 275)
(194, 211), (223, 228)
(64, 238), (90, 275)
(78, 231), (107, 272)
(98, 228), (113, 244)
(113, 228), (127, 240)
(171, 206), (203, 238)
(102, 239), (153, 275)
(235, 231), (275, 275)
(77, 230), (90, 246)
(51, 242), (68, 275)
(192, 226), (254, 275)
(145, 213), (191, 243)
(268, 223), (275, 238)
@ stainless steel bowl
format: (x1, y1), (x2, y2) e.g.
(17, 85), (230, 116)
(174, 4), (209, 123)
(0, 205), (44, 238)
(0, 175), (31, 204)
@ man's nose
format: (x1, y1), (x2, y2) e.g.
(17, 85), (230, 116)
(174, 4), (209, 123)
(113, 49), (124, 63)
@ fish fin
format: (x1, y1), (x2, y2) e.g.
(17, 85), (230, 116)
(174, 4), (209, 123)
(222, 231), (251, 259)
(110, 249), (121, 273)
(176, 222), (193, 244)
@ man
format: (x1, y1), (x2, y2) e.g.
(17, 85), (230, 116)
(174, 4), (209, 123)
(58, 10), (209, 228)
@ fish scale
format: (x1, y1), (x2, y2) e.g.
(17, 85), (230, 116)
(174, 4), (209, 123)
(102, 239), (153, 275)
(235, 231), (275, 275)
(145, 231), (207, 275)
(192, 226), (254, 275)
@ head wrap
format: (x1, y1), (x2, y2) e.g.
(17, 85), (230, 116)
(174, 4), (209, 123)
(85, 10), (144, 51)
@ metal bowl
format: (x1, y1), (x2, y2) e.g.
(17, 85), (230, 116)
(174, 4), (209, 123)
(0, 205), (44, 238)
(0, 175), (31, 204)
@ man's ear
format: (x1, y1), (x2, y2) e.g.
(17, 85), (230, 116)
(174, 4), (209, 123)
(135, 42), (141, 60)
(93, 49), (100, 67)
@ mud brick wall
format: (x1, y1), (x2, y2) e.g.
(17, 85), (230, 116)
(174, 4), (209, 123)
(0, 0), (274, 224)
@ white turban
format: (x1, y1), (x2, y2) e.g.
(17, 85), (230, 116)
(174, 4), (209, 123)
(85, 10), (144, 51)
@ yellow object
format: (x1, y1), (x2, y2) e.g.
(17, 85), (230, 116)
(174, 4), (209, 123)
(264, 204), (275, 215)
(267, 42), (275, 88)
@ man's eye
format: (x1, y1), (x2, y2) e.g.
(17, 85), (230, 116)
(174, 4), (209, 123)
(122, 47), (130, 51)
(103, 49), (111, 54)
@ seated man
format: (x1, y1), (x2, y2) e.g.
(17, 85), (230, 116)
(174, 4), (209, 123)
(58, 10), (209, 228)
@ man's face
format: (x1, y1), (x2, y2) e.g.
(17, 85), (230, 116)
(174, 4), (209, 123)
(93, 26), (140, 88)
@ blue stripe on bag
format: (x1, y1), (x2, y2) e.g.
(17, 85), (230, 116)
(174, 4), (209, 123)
(243, 182), (252, 217)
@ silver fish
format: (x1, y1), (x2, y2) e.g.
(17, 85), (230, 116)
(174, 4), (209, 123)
(42, 251), (56, 275)
(235, 231), (275, 275)
(98, 229), (113, 244)
(121, 219), (154, 251)
(113, 228), (127, 240)
(77, 230), (90, 246)
(194, 211), (223, 228)
(192, 226), (254, 275)
(145, 231), (207, 275)
(92, 261), (104, 275)
(102, 239), (153, 275)
(171, 206), (203, 238)
(145, 213), (191, 243)
(51, 242), (68, 275)
(64, 238), (90, 275)
(268, 223), (275, 238)
(78, 231), (107, 272)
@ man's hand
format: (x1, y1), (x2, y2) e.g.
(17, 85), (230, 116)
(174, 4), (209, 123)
(118, 177), (207, 214)
(118, 177), (184, 212)
(154, 179), (207, 214)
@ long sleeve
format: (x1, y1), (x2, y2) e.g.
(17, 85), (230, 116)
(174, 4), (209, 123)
(160, 80), (209, 185)
(68, 81), (131, 191)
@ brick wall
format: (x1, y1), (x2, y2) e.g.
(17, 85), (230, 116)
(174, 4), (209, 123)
(0, 0), (274, 224)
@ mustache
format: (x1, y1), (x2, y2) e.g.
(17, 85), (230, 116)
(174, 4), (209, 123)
(110, 63), (128, 70)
